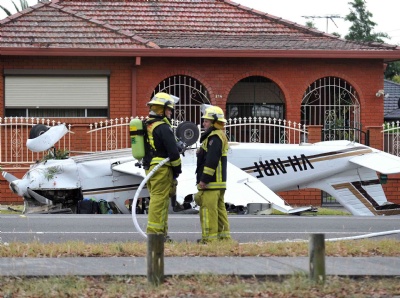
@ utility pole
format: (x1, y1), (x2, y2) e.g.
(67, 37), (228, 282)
(302, 15), (342, 33)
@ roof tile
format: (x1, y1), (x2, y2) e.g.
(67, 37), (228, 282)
(384, 79), (400, 118)
(1, 0), (399, 52)
(0, 3), (156, 49)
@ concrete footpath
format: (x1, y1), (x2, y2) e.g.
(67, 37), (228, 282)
(1, 257), (400, 277)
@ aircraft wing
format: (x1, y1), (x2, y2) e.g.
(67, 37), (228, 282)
(111, 161), (146, 178)
(349, 151), (400, 174)
(176, 150), (310, 213)
(225, 162), (313, 214)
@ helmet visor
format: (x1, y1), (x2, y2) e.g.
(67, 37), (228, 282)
(170, 95), (180, 104)
(200, 104), (213, 117)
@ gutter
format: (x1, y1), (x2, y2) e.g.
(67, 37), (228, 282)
(2, 48), (400, 62)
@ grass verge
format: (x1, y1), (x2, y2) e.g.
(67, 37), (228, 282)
(1, 275), (399, 297)
(0, 238), (399, 257)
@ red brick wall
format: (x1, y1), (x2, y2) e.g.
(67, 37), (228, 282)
(0, 56), (385, 124)
(134, 57), (384, 127)
(307, 125), (323, 143)
(383, 174), (400, 203)
(0, 55), (392, 207)
(0, 170), (25, 205)
(278, 189), (322, 207)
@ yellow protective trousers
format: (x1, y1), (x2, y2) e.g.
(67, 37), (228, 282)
(146, 164), (173, 235)
(194, 190), (231, 242)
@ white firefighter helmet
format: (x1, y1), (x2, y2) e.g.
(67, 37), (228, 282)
(201, 104), (227, 123)
(147, 92), (179, 109)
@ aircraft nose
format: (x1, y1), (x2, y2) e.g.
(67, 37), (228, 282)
(9, 179), (30, 198)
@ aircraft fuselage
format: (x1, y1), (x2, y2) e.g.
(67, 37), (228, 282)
(228, 142), (371, 191)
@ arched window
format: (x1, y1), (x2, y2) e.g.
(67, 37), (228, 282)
(226, 76), (287, 143)
(226, 76), (285, 119)
(301, 76), (361, 206)
(153, 75), (210, 123)
(301, 76), (361, 142)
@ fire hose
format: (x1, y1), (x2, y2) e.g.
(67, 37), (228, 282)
(131, 157), (170, 239)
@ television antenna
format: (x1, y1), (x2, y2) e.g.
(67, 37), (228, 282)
(302, 15), (342, 33)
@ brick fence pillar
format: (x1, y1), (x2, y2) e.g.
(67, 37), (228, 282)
(365, 126), (383, 150)
(307, 125), (323, 144)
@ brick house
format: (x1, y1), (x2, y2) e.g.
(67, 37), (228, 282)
(1, 0), (400, 206)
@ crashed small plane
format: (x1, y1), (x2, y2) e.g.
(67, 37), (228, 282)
(2, 123), (400, 216)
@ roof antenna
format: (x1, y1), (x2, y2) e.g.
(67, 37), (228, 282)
(302, 15), (342, 33)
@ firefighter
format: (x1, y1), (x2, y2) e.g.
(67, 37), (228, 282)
(194, 104), (231, 243)
(144, 92), (182, 241)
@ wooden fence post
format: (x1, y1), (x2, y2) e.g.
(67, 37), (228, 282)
(309, 233), (325, 283)
(147, 234), (164, 286)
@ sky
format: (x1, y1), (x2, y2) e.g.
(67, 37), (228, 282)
(1, 0), (399, 45)
(234, 0), (400, 45)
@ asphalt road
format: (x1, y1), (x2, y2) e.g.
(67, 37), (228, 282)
(1, 214), (399, 244)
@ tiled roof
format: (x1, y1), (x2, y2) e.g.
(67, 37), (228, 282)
(384, 79), (400, 120)
(0, 2), (157, 49)
(1, 0), (399, 52)
(385, 109), (400, 121)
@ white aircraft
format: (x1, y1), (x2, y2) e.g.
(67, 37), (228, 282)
(2, 123), (400, 216)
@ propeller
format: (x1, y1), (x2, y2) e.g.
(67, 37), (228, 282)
(2, 171), (18, 183)
(27, 188), (51, 205)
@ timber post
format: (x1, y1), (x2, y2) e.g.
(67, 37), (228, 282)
(147, 233), (164, 286)
(309, 233), (325, 283)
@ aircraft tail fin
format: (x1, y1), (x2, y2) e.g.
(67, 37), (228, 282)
(308, 167), (400, 216)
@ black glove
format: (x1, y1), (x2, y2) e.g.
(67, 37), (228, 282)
(176, 139), (187, 155)
(169, 179), (178, 198)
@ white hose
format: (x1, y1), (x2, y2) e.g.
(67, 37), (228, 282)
(131, 157), (170, 239)
(325, 229), (400, 242)
(265, 229), (400, 243)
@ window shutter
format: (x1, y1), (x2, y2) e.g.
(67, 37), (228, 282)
(5, 76), (108, 108)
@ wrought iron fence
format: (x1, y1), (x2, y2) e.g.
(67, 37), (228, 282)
(0, 116), (308, 170)
(225, 117), (307, 144)
(87, 117), (137, 152)
(0, 117), (72, 170)
(5, 117), (400, 170)
(321, 125), (369, 145)
(382, 121), (400, 156)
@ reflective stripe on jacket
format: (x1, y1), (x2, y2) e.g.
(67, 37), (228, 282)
(146, 117), (181, 175)
(197, 129), (228, 190)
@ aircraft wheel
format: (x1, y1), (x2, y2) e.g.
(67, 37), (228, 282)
(175, 121), (199, 146)
(29, 124), (49, 139)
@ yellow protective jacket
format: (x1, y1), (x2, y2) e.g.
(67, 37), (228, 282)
(196, 128), (228, 190)
(145, 116), (182, 177)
